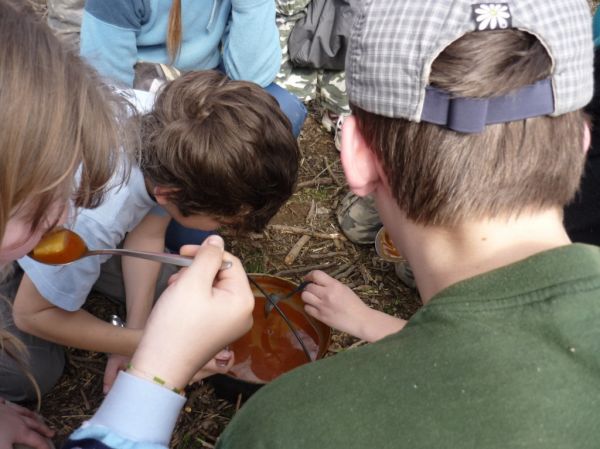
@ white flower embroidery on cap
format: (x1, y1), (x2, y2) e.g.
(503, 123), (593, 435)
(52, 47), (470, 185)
(473, 3), (511, 30)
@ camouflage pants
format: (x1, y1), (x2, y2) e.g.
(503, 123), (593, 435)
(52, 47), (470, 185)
(47, 0), (84, 49)
(337, 193), (417, 289)
(275, 0), (350, 115)
(336, 192), (382, 245)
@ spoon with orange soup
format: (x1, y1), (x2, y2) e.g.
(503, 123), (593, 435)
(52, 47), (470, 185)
(29, 228), (232, 269)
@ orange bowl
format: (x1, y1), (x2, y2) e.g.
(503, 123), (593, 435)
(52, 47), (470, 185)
(374, 227), (402, 262)
(210, 274), (331, 400)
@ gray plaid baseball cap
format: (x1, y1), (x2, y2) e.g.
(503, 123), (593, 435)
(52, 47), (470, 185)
(346, 0), (594, 129)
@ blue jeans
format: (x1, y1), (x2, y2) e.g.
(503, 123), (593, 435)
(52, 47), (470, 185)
(165, 83), (305, 252)
(165, 220), (216, 252)
(265, 82), (307, 138)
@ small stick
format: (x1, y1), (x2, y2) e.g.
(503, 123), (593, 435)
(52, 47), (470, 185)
(311, 242), (335, 252)
(275, 262), (334, 276)
(80, 389), (90, 411)
(334, 265), (356, 280)
(328, 262), (352, 278)
(284, 235), (311, 266)
(324, 156), (344, 187)
(359, 264), (371, 285)
(235, 393), (243, 412)
(347, 339), (368, 350)
(297, 177), (334, 189)
(306, 200), (316, 223)
(307, 251), (349, 259)
(268, 224), (346, 241)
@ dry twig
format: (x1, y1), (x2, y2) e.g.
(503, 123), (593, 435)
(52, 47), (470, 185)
(297, 177), (335, 189)
(284, 235), (311, 265)
(275, 262), (334, 276)
(268, 224), (345, 241)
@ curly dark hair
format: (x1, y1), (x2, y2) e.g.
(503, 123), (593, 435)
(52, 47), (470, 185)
(140, 70), (299, 233)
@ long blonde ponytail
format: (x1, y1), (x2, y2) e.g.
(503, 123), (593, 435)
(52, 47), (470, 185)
(166, 0), (183, 64)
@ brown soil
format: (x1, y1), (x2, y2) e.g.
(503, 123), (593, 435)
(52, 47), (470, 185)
(18, 8), (418, 449)
(26, 0), (600, 447)
(38, 112), (421, 448)
(28, 0), (600, 446)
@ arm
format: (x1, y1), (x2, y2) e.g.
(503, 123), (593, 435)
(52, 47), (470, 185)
(102, 213), (170, 393)
(79, 0), (146, 86)
(122, 213), (171, 330)
(12, 274), (141, 356)
(302, 270), (407, 342)
(64, 236), (254, 449)
(222, 0), (281, 86)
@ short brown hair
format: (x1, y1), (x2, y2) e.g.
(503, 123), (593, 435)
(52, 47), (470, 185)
(353, 30), (585, 226)
(140, 70), (299, 232)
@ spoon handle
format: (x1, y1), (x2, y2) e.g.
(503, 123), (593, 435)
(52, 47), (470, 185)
(87, 249), (232, 270)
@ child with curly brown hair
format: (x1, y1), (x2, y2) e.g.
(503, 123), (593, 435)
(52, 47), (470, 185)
(9, 70), (299, 398)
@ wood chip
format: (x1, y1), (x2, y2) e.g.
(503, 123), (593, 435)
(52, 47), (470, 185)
(306, 200), (317, 223)
(323, 156), (345, 187)
(275, 262), (334, 276)
(333, 265), (356, 280)
(307, 251), (349, 259)
(329, 262), (352, 278)
(297, 177), (335, 189)
(268, 224), (345, 240)
(284, 235), (311, 265)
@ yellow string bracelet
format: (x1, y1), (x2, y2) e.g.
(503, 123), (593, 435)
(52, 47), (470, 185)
(126, 363), (185, 397)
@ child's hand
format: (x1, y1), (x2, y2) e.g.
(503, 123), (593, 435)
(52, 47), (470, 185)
(302, 270), (372, 339)
(130, 235), (254, 391)
(188, 348), (235, 384)
(103, 354), (130, 394)
(0, 398), (54, 449)
(302, 270), (408, 342)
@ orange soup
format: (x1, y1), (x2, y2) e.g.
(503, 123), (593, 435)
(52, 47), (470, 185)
(228, 296), (320, 383)
(31, 229), (86, 264)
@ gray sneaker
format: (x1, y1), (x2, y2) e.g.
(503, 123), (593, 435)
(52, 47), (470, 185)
(337, 192), (382, 245)
(338, 192), (417, 289)
(395, 261), (416, 290)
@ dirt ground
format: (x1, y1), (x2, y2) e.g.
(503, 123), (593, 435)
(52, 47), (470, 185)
(39, 111), (421, 447)
(17, 2), (421, 447)
(23, 0), (600, 447)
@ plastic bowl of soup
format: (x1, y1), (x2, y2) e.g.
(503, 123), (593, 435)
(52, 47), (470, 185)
(208, 274), (331, 401)
(374, 227), (403, 262)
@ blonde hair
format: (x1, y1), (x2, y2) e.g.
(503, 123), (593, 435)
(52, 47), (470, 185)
(167, 0), (183, 63)
(0, 0), (133, 408)
(0, 0), (132, 240)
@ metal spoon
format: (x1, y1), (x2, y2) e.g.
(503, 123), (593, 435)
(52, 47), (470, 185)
(29, 228), (232, 270)
(261, 280), (311, 317)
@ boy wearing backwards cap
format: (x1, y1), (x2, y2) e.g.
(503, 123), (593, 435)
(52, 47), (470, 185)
(214, 1), (600, 448)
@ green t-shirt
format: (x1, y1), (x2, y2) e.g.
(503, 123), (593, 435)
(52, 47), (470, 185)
(217, 244), (600, 449)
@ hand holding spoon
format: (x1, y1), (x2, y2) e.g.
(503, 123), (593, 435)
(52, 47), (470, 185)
(29, 228), (232, 269)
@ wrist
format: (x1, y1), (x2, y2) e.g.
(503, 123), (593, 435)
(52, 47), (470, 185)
(130, 342), (203, 391)
(126, 363), (186, 396)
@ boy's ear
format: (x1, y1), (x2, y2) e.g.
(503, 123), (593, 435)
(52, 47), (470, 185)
(340, 115), (382, 197)
(583, 120), (591, 154)
(153, 185), (179, 205)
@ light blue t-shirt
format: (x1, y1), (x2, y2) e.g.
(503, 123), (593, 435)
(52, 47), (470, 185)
(17, 89), (164, 312)
(594, 8), (600, 48)
(80, 0), (280, 87)
(18, 164), (157, 312)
